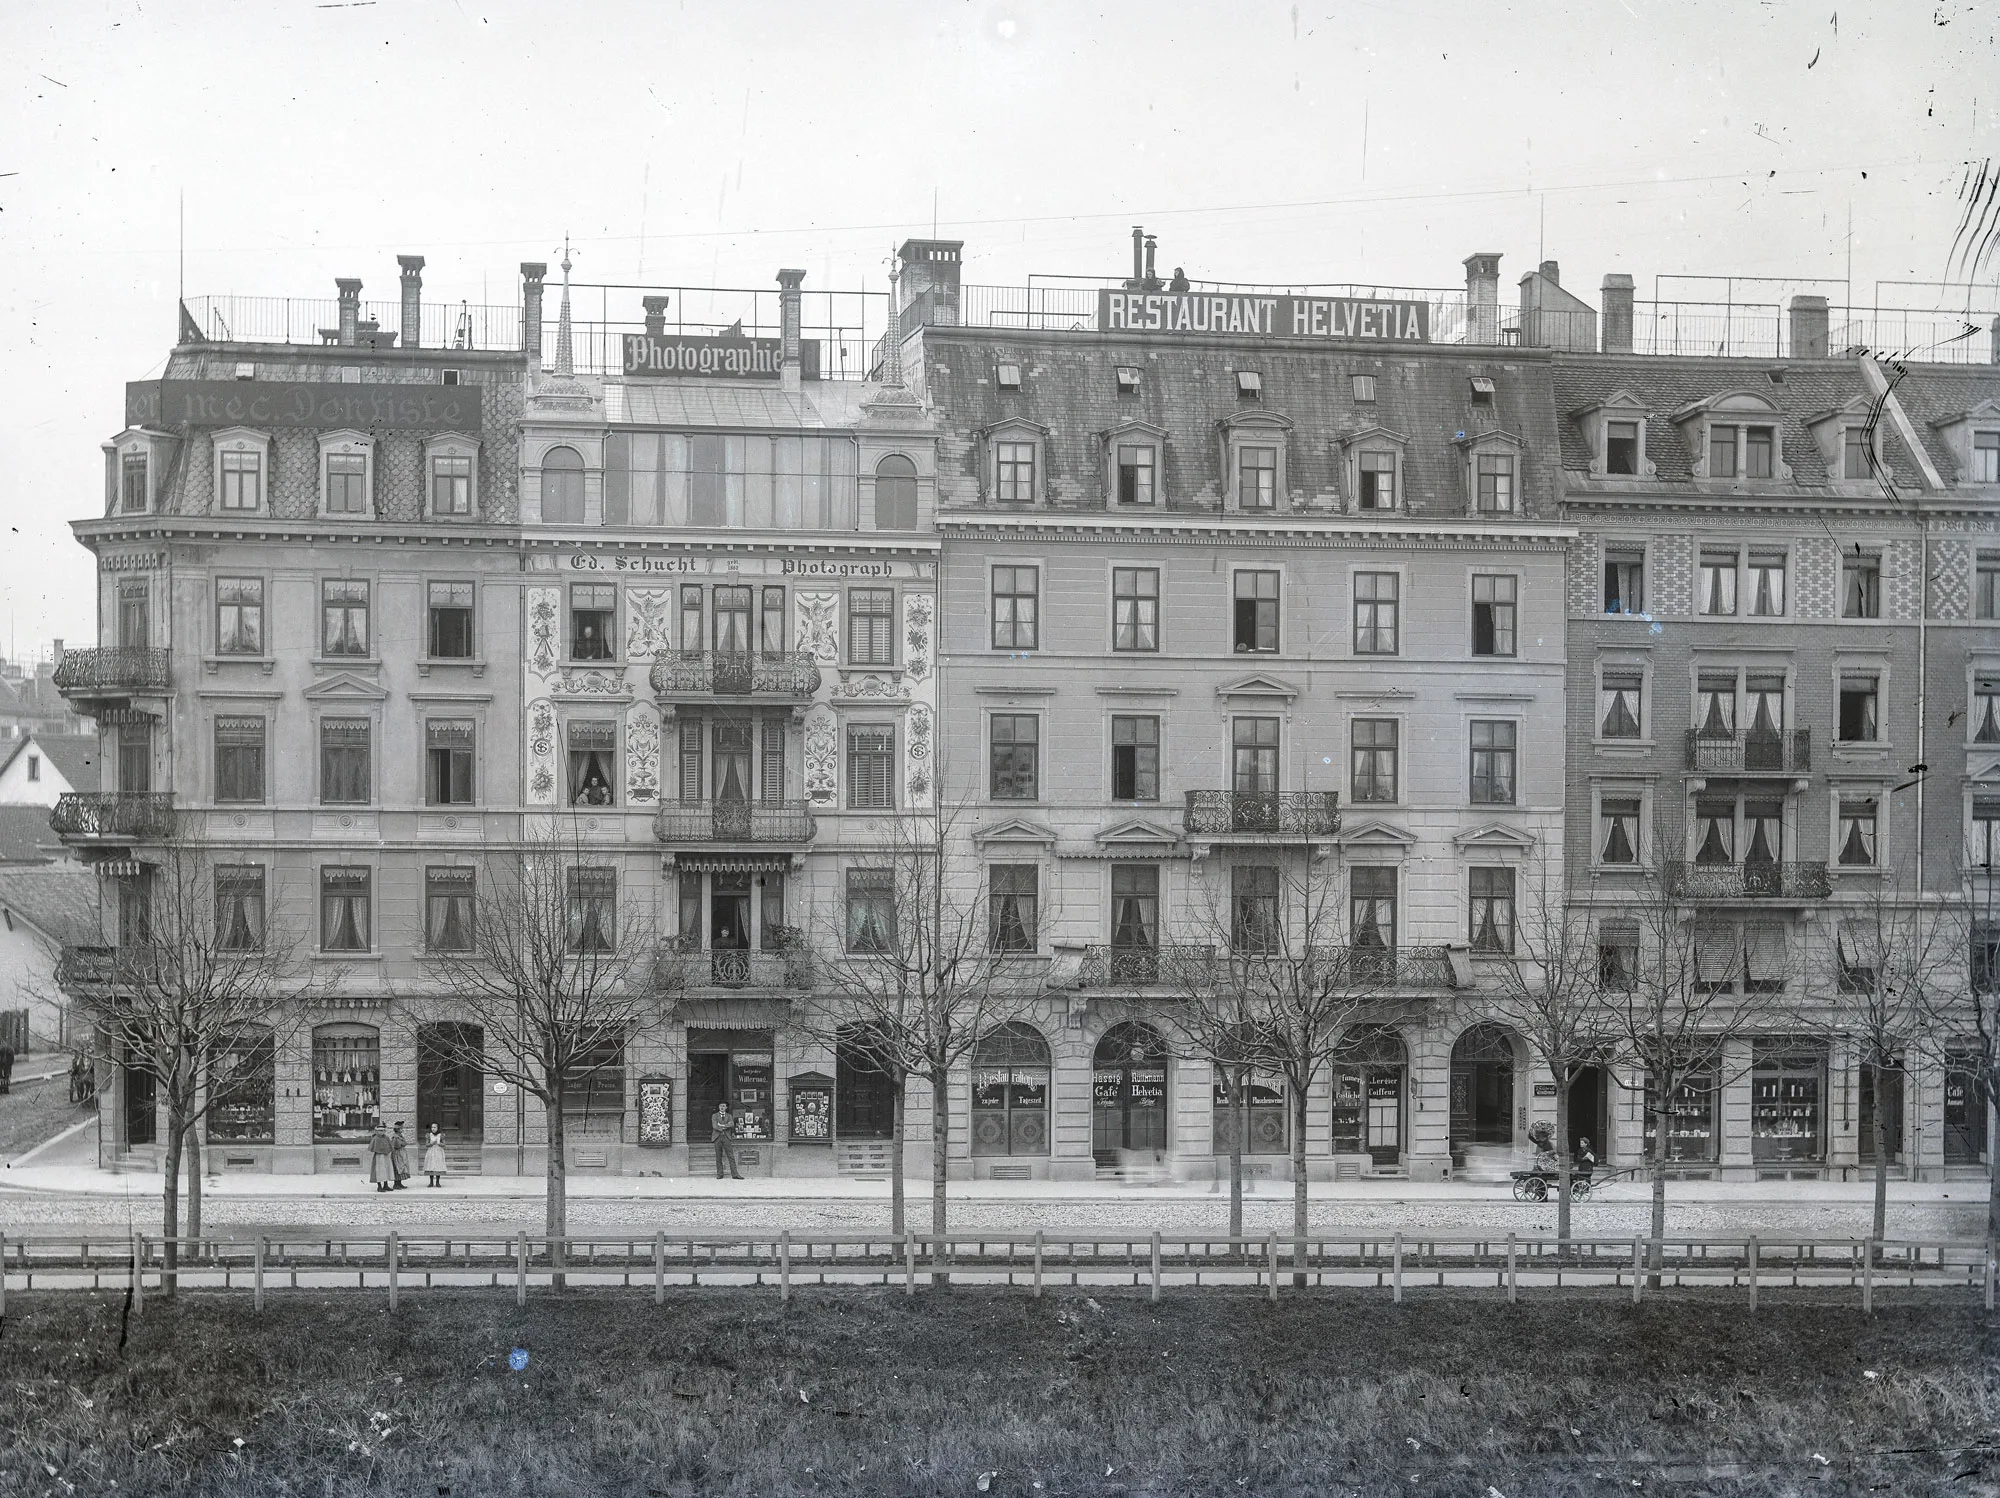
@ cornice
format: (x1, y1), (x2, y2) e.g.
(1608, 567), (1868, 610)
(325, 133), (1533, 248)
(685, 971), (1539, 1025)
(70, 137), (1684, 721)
(935, 511), (1575, 546)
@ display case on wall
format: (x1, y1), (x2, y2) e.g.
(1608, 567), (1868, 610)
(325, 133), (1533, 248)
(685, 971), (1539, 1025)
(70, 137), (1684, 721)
(637, 1075), (674, 1147)
(787, 1070), (833, 1145)
(312, 1024), (380, 1142)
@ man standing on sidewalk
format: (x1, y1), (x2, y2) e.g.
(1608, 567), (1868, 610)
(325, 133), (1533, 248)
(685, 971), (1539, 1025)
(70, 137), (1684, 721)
(712, 1100), (743, 1180)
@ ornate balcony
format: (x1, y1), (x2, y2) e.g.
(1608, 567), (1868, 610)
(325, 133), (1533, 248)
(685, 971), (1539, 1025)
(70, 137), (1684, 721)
(656, 942), (811, 993)
(1685, 729), (1811, 776)
(649, 651), (821, 701)
(52, 646), (172, 716)
(1330, 943), (1457, 989)
(1665, 860), (1832, 902)
(54, 944), (161, 991)
(1183, 790), (1340, 839)
(1077, 943), (1216, 989)
(653, 800), (816, 846)
(50, 792), (178, 846)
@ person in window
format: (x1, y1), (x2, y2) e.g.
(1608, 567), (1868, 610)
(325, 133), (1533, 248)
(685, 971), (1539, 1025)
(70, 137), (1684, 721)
(576, 765), (613, 807)
(712, 1100), (743, 1180)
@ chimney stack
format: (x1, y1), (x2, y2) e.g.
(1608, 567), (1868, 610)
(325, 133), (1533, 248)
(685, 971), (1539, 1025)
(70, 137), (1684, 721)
(642, 295), (670, 337)
(520, 263), (547, 369)
(1788, 295), (1829, 359)
(1539, 260), (1560, 287)
(1144, 234), (1159, 290)
(1990, 314), (1999, 365)
(895, 238), (963, 329)
(1131, 227), (1145, 288)
(1600, 274), (1634, 353)
(52, 638), (64, 664)
(336, 278), (362, 346)
(1463, 253), (1501, 345)
(397, 256), (425, 350)
(777, 268), (807, 392)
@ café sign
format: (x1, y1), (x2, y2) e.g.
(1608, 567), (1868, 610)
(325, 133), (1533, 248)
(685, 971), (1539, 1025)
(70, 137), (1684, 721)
(1098, 289), (1430, 343)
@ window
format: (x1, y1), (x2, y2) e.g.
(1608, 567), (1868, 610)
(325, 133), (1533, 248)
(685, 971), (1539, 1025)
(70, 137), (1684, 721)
(214, 717), (266, 804)
(1469, 868), (1515, 954)
(118, 722), (150, 794)
(1693, 795), (1737, 865)
(874, 454), (918, 531)
(845, 725), (895, 809)
(1745, 426), (1775, 478)
(1233, 571), (1279, 653)
(1972, 431), (2000, 484)
(541, 446), (585, 524)
(216, 577), (263, 656)
(1747, 550), (1786, 616)
(1969, 798), (2000, 870)
(1354, 571), (1398, 655)
(1599, 796), (1640, 865)
(1232, 716), (1279, 794)
(990, 568), (1038, 651)
(1843, 426), (1874, 480)
(425, 719), (475, 806)
(1475, 454), (1516, 514)
(1116, 444), (1157, 506)
(425, 867), (475, 952)
(1974, 677), (2000, 745)
(996, 363), (1022, 389)
(427, 581), (474, 658)
(431, 454), (472, 515)
(1115, 366), (1141, 394)
(1111, 716), (1159, 801)
(989, 865), (1038, 953)
(570, 584), (615, 660)
(312, 1024), (380, 1140)
(1231, 865), (1280, 952)
(208, 1026), (275, 1143)
(1603, 545), (1645, 614)
(845, 868), (896, 952)
(1977, 553), (2000, 620)
(1236, 370), (1262, 397)
(566, 721), (616, 807)
(971, 1023), (1051, 1156)
(566, 867), (616, 953)
(215, 866), (266, 951)
(1842, 554), (1881, 618)
(1605, 420), (1640, 475)
(219, 448), (263, 511)
(1469, 375), (1496, 405)
(1978, 922), (2000, 995)
(1597, 923), (1640, 991)
(989, 715), (1039, 800)
(995, 440), (1036, 503)
(1351, 374), (1376, 403)
(319, 719), (370, 805)
(761, 587), (787, 654)
(1471, 575), (1517, 656)
(713, 585), (753, 654)
(1709, 424), (1774, 479)
(1469, 720), (1516, 805)
(1111, 865), (1160, 953)
(24, 756), (36, 783)
(320, 867), (372, 952)
(325, 452), (368, 514)
(321, 579), (370, 656)
(1351, 866), (1397, 966)
(120, 452), (149, 513)
(1351, 718), (1398, 803)
(1357, 452), (1396, 509)
(1694, 671), (1739, 739)
(118, 580), (149, 649)
(1112, 567), (1158, 652)
(1837, 796), (1878, 866)
(1698, 549), (1738, 616)
(1600, 667), (1643, 739)
(1238, 446), (1277, 510)
(849, 586), (896, 664)
(1838, 673), (1879, 742)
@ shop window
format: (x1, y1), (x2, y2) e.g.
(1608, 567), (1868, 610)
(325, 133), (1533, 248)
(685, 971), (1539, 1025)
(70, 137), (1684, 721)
(1838, 674), (1880, 742)
(209, 1026), (275, 1143)
(425, 866), (476, 953)
(541, 446), (586, 524)
(214, 717), (266, 805)
(1350, 718), (1398, 804)
(1468, 867), (1515, 954)
(989, 714), (1039, 801)
(566, 721), (617, 807)
(971, 1023), (1051, 1156)
(1353, 572), (1398, 654)
(312, 1024), (380, 1141)
(427, 581), (475, 659)
(562, 1033), (626, 1140)
(1469, 720), (1516, 805)
(425, 719), (475, 806)
(1600, 667), (1643, 739)
(988, 864), (1039, 953)
(214, 865), (266, 951)
(1331, 1028), (1405, 1164)
(216, 577), (264, 656)
(990, 568), (1038, 651)
(321, 579), (370, 656)
(1751, 1044), (1826, 1164)
(320, 868), (372, 953)
(873, 454), (918, 531)
(1603, 545), (1645, 614)
(846, 725), (894, 810)
(567, 867), (617, 953)
(849, 586), (897, 663)
(319, 719), (371, 805)
(1837, 797), (1878, 866)
(1944, 1049), (1989, 1165)
(845, 868), (895, 952)
(1213, 1069), (1287, 1155)
(1232, 570), (1279, 653)
(1112, 567), (1159, 652)
(1471, 574), (1517, 656)
(1842, 554), (1882, 618)
(1111, 715), (1159, 801)
(1643, 1067), (1717, 1162)
(1598, 796), (1640, 865)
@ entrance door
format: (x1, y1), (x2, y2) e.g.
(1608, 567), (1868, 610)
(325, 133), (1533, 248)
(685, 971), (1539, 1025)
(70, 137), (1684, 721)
(123, 1058), (156, 1147)
(1859, 1063), (1905, 1164)
(416, 1024), (484, 1142)
(687, 1053), (729, 1143)
(1450, 1024), (1518, 1152)
(836, 1026), (898, 1140)
(1092, 1021), (1170, 1167)
(1566, 1065), (1609, 1161)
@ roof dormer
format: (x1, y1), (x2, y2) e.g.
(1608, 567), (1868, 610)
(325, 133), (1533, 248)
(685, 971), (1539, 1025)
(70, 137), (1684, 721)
(1098, 418), (1168, 510)
(1217, 410), (1294, 513)
(1802, 396), (1895, 489)
(1334, 424), (1410, 513)
(1930, 399), (2000, 488)
(1452, 427), (1528, 516)
(1671, 390), (1794, 484)
(103, 427), (175, 517)
(1570, 390), (1658, 480)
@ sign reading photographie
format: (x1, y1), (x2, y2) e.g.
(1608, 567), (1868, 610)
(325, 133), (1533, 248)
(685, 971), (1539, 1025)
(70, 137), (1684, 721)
(1097, 289), (1430, 343)
(621, 334), (823, 380)
(127, 380), (484, 432)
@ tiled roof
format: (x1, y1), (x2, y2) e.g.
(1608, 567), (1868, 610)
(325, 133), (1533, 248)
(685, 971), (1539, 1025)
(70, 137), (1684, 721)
(1885, 366), (2000, 483)
(32, 735), (100, 793)
(0, 806), (67, 865)
(0, 863), (98, 940)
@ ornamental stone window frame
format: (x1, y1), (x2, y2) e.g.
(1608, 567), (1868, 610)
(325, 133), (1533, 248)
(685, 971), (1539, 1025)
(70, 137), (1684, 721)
(1218, 410), (1294, 513)
(104, 426), (173, 517)
(211, 426), (274, 516)
(1571, 390), (1658, 481)
(1672, 390), (1795, 485)
(979, 417), (1050, 507)
(1452, 427), (1528, 517)
(1333, 424), (1410, 514)
(423, 432), (482, 520)
(1099, 418), (1169, 511)
(315, 428), (377, 520)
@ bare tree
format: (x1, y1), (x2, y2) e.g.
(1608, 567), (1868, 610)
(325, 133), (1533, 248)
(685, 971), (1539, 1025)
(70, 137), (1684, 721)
(57, 822), (312, 1292)
(411, 819), (661, 1279)
(1936, 858), (1998, 1241)
(795, 801), (1042, 1241)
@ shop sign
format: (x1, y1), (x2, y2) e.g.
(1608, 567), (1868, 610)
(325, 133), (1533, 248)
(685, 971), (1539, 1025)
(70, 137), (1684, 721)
(1097, 289), (1430, 343)
(554, 551), (932, 579)
(623, 333), (785, 379)
(1367, 1073), (1401, 1101)
(127, 379), (483, 432)
(789, 1086), (831, 1142)
(1533, 1082), (1559, 1098)
(637, 1076), (674, 1146)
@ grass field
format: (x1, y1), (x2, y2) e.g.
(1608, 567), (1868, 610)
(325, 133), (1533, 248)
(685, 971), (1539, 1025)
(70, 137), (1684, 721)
(0, 1071), (88, 1163)
(1, 1290), (1996, 1497)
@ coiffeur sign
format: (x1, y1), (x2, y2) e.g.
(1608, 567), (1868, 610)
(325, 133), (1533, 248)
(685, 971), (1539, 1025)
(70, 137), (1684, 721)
(1098, 290), (1430, 342)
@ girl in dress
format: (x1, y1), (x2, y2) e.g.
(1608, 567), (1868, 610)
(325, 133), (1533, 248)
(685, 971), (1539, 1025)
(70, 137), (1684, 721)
(422, 1123), (448, 1187)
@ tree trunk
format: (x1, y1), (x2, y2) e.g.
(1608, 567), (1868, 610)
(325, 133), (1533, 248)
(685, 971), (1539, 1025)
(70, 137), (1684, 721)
(159, 1104), (183, 1295)
(1870, 1063), (1890, 1259)
(184, 1120), (203, 1245)
(1228, 1066), (1245, 1240)
(1554, 1066), (1572, 1246)
(890, 1078), (906, 1239)
(1290, 1083), (1309, 1289)
(1649, 1100), (1672, 1285)
(930, 1072), (951, 1287)
(545, 1082), (568, 1290)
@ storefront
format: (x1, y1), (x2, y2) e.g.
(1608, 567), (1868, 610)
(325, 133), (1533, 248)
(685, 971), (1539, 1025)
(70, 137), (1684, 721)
(1211, 1069), (1287, 1156)
(1331, 1027), (1407, 1169)
(1944, 1050), (1990, 1167)
(1643, 1066), (1719, 1164)
(1092, 1021), (1169, 1169)
(1751, 1042), (1826, 1166)
(687, 1028), (774, 1169)
(971, 1022), (1052, 1160)
(208, 1026), (275, 1166)
(1449, 1023), (1520, 1159)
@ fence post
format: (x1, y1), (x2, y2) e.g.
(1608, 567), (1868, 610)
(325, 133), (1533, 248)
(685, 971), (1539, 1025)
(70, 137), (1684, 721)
(904, 1234), (915, 1297)
(1392, 1232), (1403, 1304)
(1986, 1239), (1996, 1313)
(1747, 1235), (1758, 1313)
(1631, 1236), (1643, 1305)
(516, 1231), (528, 1307)
(1033, 1230), (1043, 1299)
(654, 1231), (665, 1306)
(0, 1231), (7, 1321)
(387, 1232), (399, 1311)
(253, 1238), (264, 1313)
(1267, 1232), (1279, 1302)
(1862, 1240), (1874, 1315)
(1150, 1231), (1162, 1303)
(132, 1236), (144, 1317)
(1506, 1232), (1517, 1304)
(780, 1231), (791, 1304)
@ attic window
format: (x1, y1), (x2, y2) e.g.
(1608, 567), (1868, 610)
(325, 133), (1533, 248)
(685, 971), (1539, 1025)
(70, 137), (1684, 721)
(442, 369), (462, 386)
(996, 363), (1023, 389)
(1767, 368), (1787, 385)
(1236, 370), (1262, 397)
(1469, 377), (1495, 404)
(1115, 366), (1141, 394)
(1352, 375), (1377, 402)
(233, 362), (255, 381)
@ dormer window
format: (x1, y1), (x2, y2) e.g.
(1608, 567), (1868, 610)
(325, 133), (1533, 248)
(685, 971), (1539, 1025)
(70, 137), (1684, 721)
(1679, 393), (1789, 482)
(211, 428), (271, 514)
(1338, 427), (1408, 514)
(1359, 454), (1395, 509)
(1575, 393), (1656, 480)
(1101, 421), (1166, 508)
(1606, 421), (1640, 475)
(316, 431), (374, 517)
(1351, 375), (1376, 403)
(1115, 366), (1141, 395)
(1236, 370), (1262, 398)
(1220, 411), (1292, 514)
(1457, 429), (1525, 517)
(996, 363), (1022, 389)
(120, 453), (150, 514)
(983, 420), (1048, 506)
(424, 434), (480, 518)
(1843, 426), (1874, 480)
(1476, 455), (1515, 512)
(1926, 404), (2000, 487)
(1709, 423), (1776, 479)
(1469, 376), (1495, 405)
(1976, 430), (2000, 484)
(1116, 445), (1154, 505)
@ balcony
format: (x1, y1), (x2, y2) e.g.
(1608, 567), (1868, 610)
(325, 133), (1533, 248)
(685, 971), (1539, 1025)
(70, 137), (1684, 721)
(50, 792), (178, 846)
(1183, 790), (1341, 839)
(1685, 729), (1811, 777)
(1077, 943), (1216, 989)
(54, 944), (161, 991)
(52, 647), (171, 716)
(653, 800), (817, 845)
(649, 651), (821, 701)
(1665, 860), (1832, 902)
(656, 943), (811, 993)
(1331, 944), (1457, 989)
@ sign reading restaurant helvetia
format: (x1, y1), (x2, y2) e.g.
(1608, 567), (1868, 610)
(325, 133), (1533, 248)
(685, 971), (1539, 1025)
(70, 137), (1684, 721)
(1098, 289), (1430, 342)
(622, 333), (786, 379)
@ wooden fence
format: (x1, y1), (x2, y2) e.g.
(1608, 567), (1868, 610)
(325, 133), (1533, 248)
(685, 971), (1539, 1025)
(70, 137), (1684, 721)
(1, 1231), (1994, 1314)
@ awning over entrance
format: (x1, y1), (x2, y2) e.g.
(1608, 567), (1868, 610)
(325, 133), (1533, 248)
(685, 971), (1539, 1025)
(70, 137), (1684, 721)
(680, 998), (792, 1029)
(667, 853), (794, 875)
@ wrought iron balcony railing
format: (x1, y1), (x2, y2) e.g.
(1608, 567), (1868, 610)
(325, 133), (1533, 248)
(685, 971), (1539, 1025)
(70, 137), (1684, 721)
(653, 800), (817, 845)
(1183, 790), (1340, 837)
(54, 944), (162, 990)
(656, 944), (811, 992)
(1665, 860), (1832, 901)
(1078, 943), (1216, 988)
(51, 646), (172, 703)
(1330, 943), (1456, 989)
(649, 651), (821, 699)
(1685, 729), (1812, 775)
(49, 792), (178, 843)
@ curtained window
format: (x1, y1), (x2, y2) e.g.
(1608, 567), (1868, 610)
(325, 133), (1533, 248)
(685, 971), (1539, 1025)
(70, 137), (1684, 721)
(567, 721), (616, 807)
(1111, 865), (1159, 951)
(214, 865), (266, 951)
(425, 867), (475, 953)
(1231, 865), (1280, 953)
(1600, 668), (1642, 739)
(321, 579), (370, 656)
(320, 867), (371, 952)
(988, 864), (1038, 953)
(567, 867), (617, 953)
(1469, 867), (1514, 954)
(216, 577), (264, 655)
(214, 716), (266, 804)
(1838, 798), (1878, 866)
(845, 868), (895, 952)
(426, 719), (476, 806)
(319, 719), (371, 805)
(1599, 796), (1640, 864)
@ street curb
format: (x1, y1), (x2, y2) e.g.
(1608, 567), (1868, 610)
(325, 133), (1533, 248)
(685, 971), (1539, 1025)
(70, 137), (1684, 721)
(4, 1117), (94, 1170)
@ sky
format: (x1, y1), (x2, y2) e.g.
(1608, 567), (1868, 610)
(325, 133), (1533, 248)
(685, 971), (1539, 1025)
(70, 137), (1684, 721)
(2, 0), (1995, 655)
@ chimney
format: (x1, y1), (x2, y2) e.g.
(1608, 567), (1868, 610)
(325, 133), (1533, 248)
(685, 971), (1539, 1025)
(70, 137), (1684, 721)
(1601, 274), (1634, 353)
(397, 256), (425, 350)
(1539, 260), (1560, 287)
(642, 295), (670, 337)
(1144, 234), (1159, 290)
(1990, 314), (1999, 365)
(777, 268), (806, 392)
(520, 262), (547, 369)
(896, 238), (963, 328)
(52, 639), (64, 664)
(1789, 295), (1829, 359)
(336, 278), (362, 346)
(1463, 253), (1501, 345)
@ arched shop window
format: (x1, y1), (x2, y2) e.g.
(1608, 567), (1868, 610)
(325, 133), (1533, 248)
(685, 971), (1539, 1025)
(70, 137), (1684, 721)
(971, 1022), (1051, 1156)
(1092, 1020), (1169, 1167)
(1332, 1026), (1407, 1167)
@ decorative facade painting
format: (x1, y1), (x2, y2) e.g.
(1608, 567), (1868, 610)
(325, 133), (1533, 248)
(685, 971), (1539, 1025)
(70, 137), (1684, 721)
(625, 587), (674, 660)
(794, 591), (840, 665)
(905, 701), (934, 807)
(903, 590), (934, 683)
(803, 703), (838, 807)
(624, 701), (662, 804)
(903, 588), (937, 807)
(527, 587), (561, 676)
(526, 696), (558, 805)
